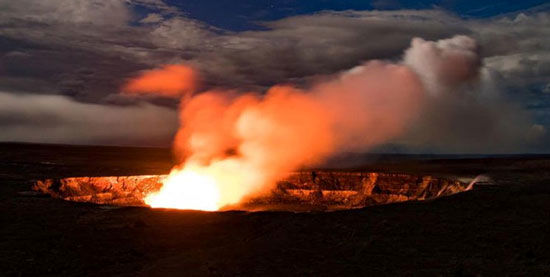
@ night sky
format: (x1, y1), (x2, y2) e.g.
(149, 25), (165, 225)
(0, 0), (549, 153)
(153, 0), (549, 30)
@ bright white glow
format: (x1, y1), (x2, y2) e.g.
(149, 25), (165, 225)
(145, 167), (221, 211)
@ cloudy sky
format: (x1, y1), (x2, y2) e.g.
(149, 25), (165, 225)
(0, 0), (549, 153)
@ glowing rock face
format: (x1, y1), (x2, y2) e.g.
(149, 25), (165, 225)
(34, 171), (475, 211)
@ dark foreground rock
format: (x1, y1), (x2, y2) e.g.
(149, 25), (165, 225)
(1, 143), (549, 276)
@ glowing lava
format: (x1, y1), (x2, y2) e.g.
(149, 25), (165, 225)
(144, 165), (221, 211)
(143, 158), (265, 211)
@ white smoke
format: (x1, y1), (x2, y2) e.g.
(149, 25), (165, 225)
(400, 35), (544, 153)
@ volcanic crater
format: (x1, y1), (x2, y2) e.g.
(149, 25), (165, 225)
(33, 171), (475, 211)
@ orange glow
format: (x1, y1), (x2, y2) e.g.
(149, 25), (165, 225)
(123, 65), (197, 96)
(144, 159), (264, 211)
(145, 87), (334, 211)
(134, 62), (424, 211)
(144, 165), (220, 210)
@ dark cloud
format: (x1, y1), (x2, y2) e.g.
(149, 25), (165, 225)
(0, 92), (177, 146)
(0, 1), (548, 151)
(187, 10), (468, 90)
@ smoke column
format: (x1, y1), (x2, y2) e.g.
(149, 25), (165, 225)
(124, 35), (484, 209)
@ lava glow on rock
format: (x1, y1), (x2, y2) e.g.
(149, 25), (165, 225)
(33, 171), (476, 211)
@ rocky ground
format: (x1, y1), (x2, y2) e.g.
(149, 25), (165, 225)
(1, 143), (549, 276)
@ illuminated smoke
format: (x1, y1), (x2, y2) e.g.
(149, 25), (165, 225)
(125, 35), (485, 210)
(123, 65), (197, 97)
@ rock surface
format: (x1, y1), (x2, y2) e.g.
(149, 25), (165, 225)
(33, 175), (165, 206)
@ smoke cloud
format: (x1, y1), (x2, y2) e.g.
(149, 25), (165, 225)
(404, 35), (480, 95)
(131, 35), (499, 207)
(128, 34), (550, 210)
(402, 35), (545, 153)
(123, 65), (198, 97)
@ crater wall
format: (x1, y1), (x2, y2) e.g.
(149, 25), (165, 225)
(33, 171), (471, 209)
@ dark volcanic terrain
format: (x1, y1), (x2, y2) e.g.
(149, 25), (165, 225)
(1, 143), (549, 276)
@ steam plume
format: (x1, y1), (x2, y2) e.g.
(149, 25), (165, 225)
(125, 35), (490, 208)
(402, 35), (543, 152)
